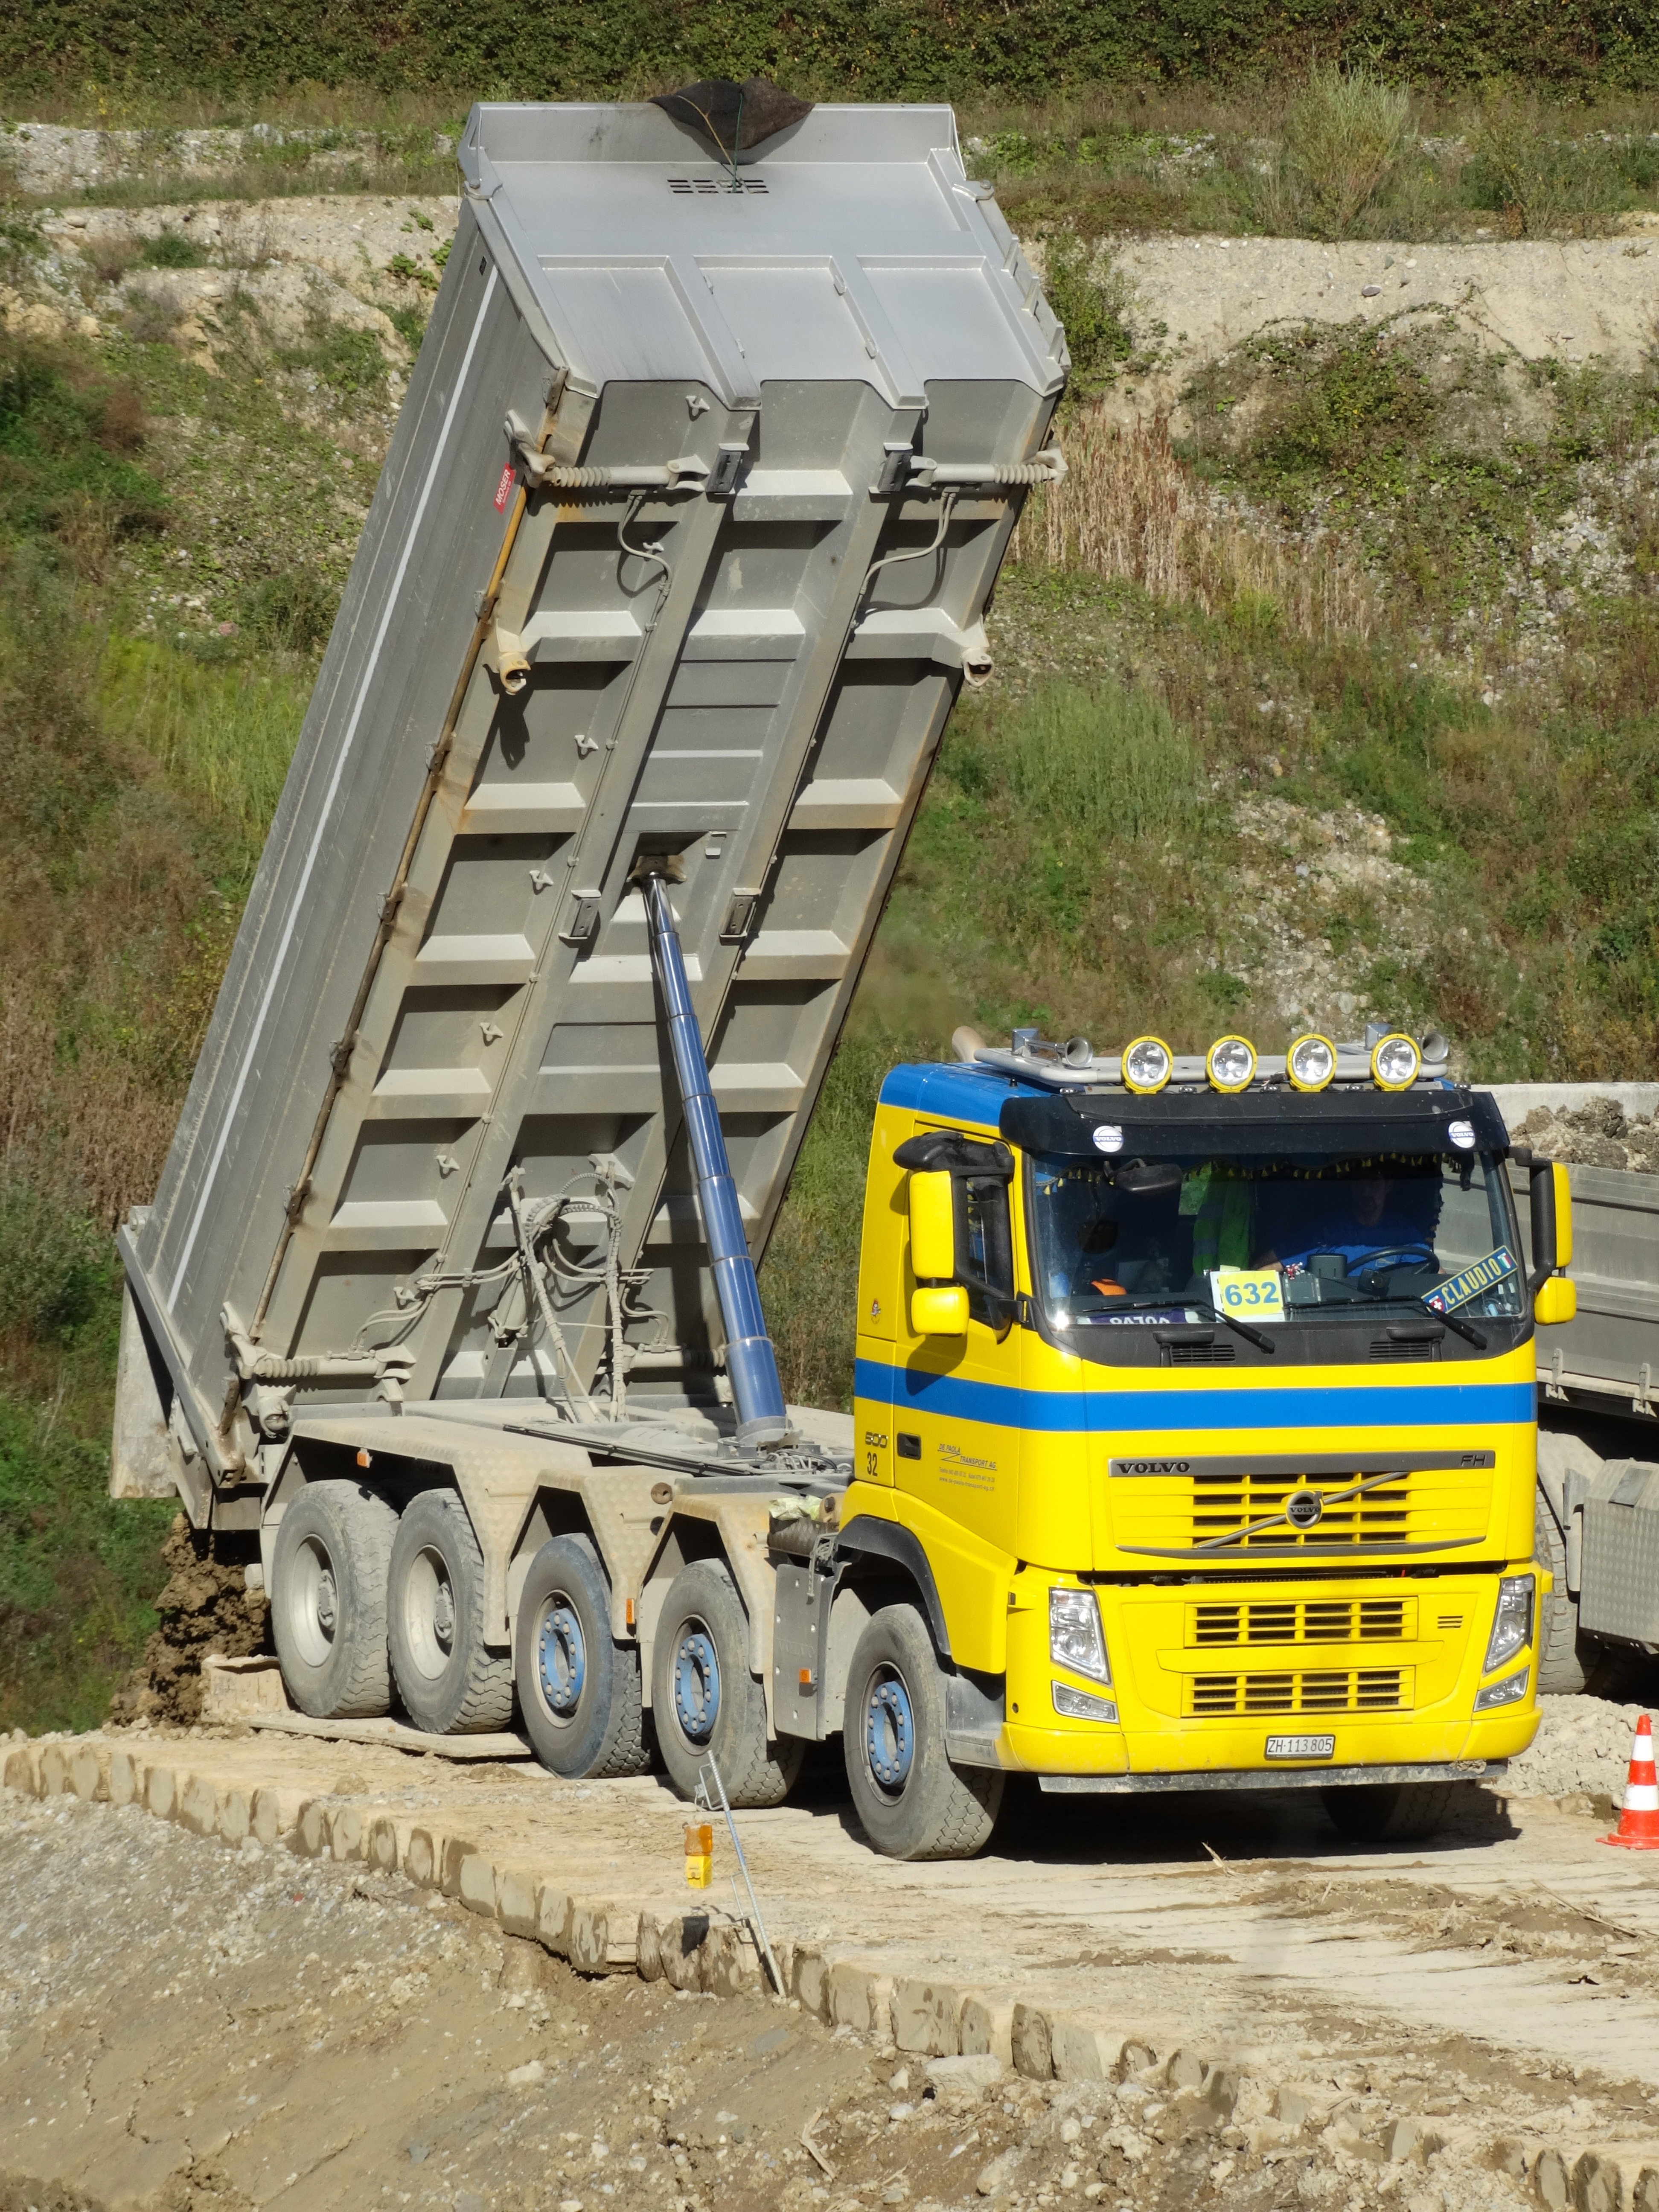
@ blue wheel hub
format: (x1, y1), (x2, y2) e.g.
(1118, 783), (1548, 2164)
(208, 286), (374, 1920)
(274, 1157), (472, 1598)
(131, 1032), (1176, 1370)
(866, 1667), (914, 1793)
(538, 1598), (585, 1719)
(673, 1624), (720, 1745)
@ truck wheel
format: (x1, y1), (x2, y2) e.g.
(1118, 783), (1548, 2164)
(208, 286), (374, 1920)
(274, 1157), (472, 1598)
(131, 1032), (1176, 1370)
(515, 1534), (649, 1779)
(651, 1560), (802, 1808)
(1320, 1779), (1466, 1844)
(270, 1480), (397, 1719)
(1534, 1489), (1593, 1694)
(842, 1604), (1004, 1861)
(387, 1490), (514, 1735)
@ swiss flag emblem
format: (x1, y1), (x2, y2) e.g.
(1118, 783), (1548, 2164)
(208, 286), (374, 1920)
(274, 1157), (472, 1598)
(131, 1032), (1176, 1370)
(493, 463), (516, 512)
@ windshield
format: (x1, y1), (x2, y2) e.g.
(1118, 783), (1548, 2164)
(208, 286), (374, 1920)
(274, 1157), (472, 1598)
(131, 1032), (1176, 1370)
(1028, 1150), (1525, 1332)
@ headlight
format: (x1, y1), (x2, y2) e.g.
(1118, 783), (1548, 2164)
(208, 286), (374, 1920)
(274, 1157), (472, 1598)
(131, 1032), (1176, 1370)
(1121, 1036), (1172, 1094)
(1286, 1033), (1336, 1091)
(1474, 1666), (1530, 1711)
(1053, 1681), (1118, 1722)
(1484, 1573), (1534, 1673)
(1206, 1035), (1256, 1093)
(1371, 1032), (1421, 1090)
(1049, 1587), (1111, 1682)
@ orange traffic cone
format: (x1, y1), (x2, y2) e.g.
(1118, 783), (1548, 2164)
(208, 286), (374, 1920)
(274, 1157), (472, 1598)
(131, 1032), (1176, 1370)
(1603, 1714), (1659, 1850)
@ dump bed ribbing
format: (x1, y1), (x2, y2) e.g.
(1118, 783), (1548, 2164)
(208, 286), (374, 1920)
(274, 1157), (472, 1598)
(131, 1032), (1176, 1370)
(116, 99), (1064, 1493)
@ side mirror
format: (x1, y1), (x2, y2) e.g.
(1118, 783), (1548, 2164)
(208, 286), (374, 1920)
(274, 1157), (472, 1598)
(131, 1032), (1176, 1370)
(912, 1285), (969, 1336)
(908, 1170), (957, 1282)
(1528, 1159), (1573, 1285)
(1534, 1275), (1577, 1326)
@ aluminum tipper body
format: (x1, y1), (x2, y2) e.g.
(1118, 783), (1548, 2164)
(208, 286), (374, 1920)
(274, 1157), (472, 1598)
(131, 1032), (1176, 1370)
(114, 99), (1062, 1496)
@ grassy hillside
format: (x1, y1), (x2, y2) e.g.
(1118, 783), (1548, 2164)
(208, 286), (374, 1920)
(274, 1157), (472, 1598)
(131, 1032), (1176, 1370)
(3, 76), (1659, 1721)
(0, 306), (362, 1727)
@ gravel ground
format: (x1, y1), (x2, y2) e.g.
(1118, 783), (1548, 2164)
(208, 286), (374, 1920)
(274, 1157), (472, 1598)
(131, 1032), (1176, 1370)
(5, 1790), (1648, 2212)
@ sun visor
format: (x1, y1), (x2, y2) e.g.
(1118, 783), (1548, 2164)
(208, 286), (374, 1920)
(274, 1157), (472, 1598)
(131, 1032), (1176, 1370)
(999, 1086), (1511, 1161)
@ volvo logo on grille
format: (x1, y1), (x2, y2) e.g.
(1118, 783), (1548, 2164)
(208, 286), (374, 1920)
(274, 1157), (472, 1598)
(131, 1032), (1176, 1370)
(1285, 1487), (1325, 1529)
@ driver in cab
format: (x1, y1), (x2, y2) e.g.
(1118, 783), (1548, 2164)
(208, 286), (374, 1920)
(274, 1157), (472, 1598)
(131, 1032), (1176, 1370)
(1258, 1168), (1440, 1280)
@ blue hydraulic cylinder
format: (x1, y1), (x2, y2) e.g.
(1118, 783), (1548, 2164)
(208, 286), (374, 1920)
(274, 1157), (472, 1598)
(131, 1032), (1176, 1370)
(642, 871), (791, 1449)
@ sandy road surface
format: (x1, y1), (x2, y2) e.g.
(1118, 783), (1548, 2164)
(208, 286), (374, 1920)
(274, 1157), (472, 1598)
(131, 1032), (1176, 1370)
(95, 1721), (1659, 2088)
(4, 1778), (1655, 2212)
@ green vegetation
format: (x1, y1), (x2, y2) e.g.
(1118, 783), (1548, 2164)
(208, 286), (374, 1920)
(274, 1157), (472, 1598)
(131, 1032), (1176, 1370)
(11, 0), (1659, 105)
(0, 309), (352, 1728)
(981, 92), (1659, 244)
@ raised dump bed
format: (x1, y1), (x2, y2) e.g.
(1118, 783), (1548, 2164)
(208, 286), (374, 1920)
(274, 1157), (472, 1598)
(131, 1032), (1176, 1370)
(112, 96), (1065, 1505)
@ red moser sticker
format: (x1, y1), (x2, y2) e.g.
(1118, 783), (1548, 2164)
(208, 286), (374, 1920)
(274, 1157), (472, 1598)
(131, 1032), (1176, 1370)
(493, 463), (516, 512)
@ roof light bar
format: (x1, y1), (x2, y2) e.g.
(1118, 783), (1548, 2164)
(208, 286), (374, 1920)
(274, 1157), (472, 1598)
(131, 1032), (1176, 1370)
(972, 1024), (1446, 1091)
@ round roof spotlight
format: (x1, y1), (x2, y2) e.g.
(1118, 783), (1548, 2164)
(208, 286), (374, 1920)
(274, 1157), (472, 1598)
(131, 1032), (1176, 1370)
(1205, 1035), (1256, 1094)
(1121, 1036), (1173, 1095)
(1286, 1033), (1337, 1093)
(1371, 1032), (1421, 1091)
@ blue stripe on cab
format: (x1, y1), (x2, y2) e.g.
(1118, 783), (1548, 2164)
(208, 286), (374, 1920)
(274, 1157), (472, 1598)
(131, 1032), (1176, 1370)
(853, 1359), (1534, 1433)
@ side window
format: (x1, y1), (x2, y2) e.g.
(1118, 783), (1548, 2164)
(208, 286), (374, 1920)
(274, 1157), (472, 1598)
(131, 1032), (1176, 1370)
(957, 1173), (1014, 1331)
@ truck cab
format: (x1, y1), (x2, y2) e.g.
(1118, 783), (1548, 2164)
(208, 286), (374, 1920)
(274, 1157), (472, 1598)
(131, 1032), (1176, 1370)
(820, 1028), (1568, 1851)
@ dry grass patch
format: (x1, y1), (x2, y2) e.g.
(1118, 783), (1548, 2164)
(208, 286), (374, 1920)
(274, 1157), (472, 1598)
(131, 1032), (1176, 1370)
(1018, 409), (1375, 641)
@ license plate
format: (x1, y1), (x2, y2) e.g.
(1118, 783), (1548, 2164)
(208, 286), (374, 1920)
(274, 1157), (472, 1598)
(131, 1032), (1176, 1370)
(1266, 1733), (1336, 1760)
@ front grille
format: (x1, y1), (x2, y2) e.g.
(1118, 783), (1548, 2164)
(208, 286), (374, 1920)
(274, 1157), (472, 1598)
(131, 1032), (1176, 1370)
(1370, 1336), (1435, 1362)
(1190, 1598), (1412, 1647)
(1187, 1668), (1410, 1717)
(668, 175), (769, 194)
(1191, 1471), (1410, 1548)
(1105, 1460), (1495, 1560)
(1167, 1340), (1235, 1366)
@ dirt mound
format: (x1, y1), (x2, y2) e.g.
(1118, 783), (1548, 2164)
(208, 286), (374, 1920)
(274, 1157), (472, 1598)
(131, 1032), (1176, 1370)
(1507, 1692), (1653, 1801)
(1519, 1096), (1659, 1173)
(109, 1515), (270, 1727)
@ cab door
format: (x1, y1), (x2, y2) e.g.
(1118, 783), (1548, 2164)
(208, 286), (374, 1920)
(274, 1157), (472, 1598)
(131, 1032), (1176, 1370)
(894, 1135), (1021, 1563)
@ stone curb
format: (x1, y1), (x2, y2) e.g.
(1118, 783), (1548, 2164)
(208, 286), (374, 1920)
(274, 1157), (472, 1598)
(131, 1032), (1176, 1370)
(6, 1731), (1659, 2200)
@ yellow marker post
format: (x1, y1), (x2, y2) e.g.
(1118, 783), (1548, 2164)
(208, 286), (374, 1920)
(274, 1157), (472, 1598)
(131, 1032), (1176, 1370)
(684, 1822), (713, 1889)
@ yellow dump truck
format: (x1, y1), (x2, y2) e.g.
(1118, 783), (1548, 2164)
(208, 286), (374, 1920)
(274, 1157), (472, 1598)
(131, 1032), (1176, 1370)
(111, 97), (1573, 1863)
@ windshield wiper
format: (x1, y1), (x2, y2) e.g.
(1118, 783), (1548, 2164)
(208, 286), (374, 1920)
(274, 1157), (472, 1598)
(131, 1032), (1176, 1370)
(1189, 1297), (1278, 1353)
(1062, 1289), (1278, 1349)
(1352, 1279), (1488, 1349)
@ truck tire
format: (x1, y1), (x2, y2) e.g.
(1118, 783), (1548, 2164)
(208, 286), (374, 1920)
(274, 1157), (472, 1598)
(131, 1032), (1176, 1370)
(1320, 1778), (1467, 1844)
(1534, 1489), (1592, 1694)
(387, 1490), (514, 1735)
(842, 1604), (1004, 1861)
(651, 1560), (803, 1808)
(270, 1480), (397, 1719)
(515, 1534), (649, 1779)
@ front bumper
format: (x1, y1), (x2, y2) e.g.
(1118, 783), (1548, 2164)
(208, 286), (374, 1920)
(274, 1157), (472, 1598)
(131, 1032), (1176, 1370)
(1036, 1756), (1508, 1795)
(994, 1563), (1543, 1778)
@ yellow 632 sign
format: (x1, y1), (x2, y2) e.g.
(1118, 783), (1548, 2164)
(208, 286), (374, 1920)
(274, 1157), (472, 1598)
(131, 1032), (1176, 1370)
(1208, 1267), (1286, 1323)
